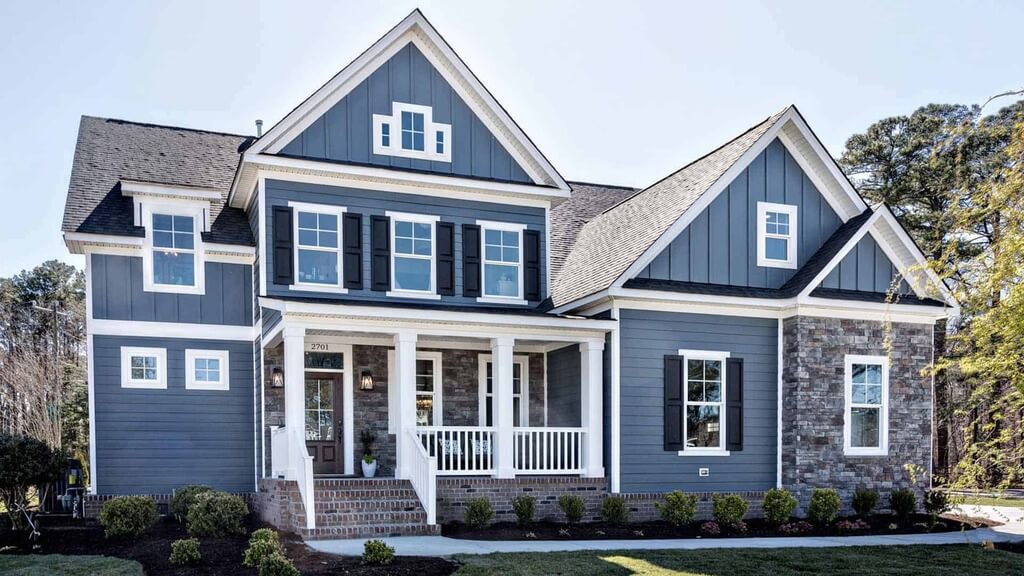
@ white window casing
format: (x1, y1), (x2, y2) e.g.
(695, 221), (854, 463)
(478, 354), (530, 427)
(372, 102), (452, 163)
(844, 354), (889, 456)
(185, 349), (231, 391)
(386, 211), (441, 299)
(756, 201), (798, 269)
(477, 220), (527, 305)
(288, 201), (348, 294)
(141, 201), (207, 295)
(676, 348), (730, 456)
(120, 347), (167, 389)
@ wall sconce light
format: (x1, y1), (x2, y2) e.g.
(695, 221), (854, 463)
(360, 371), (374, 391)
(271, 367), (284, 388)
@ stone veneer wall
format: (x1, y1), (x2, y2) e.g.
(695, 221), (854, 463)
(781, 316), (934, 514)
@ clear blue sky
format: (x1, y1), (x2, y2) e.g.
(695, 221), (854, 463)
(1, 0), (1020, 277)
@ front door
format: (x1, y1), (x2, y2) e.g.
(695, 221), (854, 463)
(304, 372), (343, 475)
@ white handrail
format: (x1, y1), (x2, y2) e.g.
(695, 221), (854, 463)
(405, 427), (437, 524)
(513, 427), (585, 474)
(290, 427), (315, 530)
(270, 426), (289, 478)
(415, 426), (495, 475)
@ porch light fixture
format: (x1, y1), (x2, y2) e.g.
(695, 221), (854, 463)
(271, 367), (284, 388)
(360, 371), (374, 391)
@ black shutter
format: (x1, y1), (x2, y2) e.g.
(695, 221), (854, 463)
(370, 215), (390, 291)
(342, 213), (363, 289)
(272, 206), (294, 285)
(463, 224), (481, 297)
(436, 222), (455, 296)
(664, 355), (685, 451)
(524, 229), (541, 301)
(726, 357), (744, 452)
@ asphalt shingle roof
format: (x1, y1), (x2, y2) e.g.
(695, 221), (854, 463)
(550, 181), (639, 282)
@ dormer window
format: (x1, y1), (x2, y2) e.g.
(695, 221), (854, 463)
(756, 202), (798, 269)
(373, 102), (451, 162)
(141, 203), (206, 294)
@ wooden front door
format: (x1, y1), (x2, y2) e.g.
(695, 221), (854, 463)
(304, 372), (343, 475)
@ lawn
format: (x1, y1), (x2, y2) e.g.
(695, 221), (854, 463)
(0, 555), (143, 576)
(957, 496), (1024, 508)
(454, 545), (1024, 576)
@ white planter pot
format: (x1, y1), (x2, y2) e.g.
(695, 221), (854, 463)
(361, 459), (377, 478)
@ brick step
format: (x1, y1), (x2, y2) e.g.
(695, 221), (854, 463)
(313, 489), (419, 500)
(313, 478), (409, 488)
(313, 499), (423, 513)
(300, 523), (441, 540)
(314, 510), (429, 527)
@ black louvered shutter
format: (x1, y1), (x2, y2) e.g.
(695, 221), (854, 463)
(664, 355), (685, 451)
(436, 222), (455, 296)
(342, 213), (363, 289)
(524, 229), (541, 301)
(272, 206), (294, 285)
(463, 224), (481, 297)
(726, 357), (744, 452)
(370, 215), (390, 291)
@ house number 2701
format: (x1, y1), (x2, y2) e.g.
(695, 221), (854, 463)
(310, 343), (329, 351)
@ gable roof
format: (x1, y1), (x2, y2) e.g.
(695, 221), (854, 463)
(61, 116), (255, 246)
(550, 181), (639, 282)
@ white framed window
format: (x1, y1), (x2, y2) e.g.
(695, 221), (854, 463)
(120, 347), (167, 389)
(185, 349), (230, 391)
(756, 202), (798, 269)
(678, 349), (730, 455)
(478, 355), (529, 427)
(289, 202), (347, 293)
(141, 202), (206, 295)
(386, 350), (443, 431)
(387, 211), (440, 299)
(372, 102), (452, 163)
(478, 220), (527, 304)
(844, 354), (889, 456)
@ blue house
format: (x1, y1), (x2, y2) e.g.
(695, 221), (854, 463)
(62, 10), (956, 538)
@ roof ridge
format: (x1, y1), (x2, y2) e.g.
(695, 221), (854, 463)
(82, 115), (253, 139)
(567, 180), (639, 191)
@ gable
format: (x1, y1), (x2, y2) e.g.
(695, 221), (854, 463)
(819, 233), (911, 295)
(635, 138), (841, 289)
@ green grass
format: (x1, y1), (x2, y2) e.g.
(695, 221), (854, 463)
(0, 555), (143, 576)
(956, 496), (1024, 508)
(454, 545), (1024, 576)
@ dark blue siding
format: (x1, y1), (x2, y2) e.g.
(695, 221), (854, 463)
(93, 336), (255, 495)
(618, 309), (777, 493)
(91, 255), (253, 326)
(546, 344), (580, 427)
(280, 43), (531, 183)
(820, 234), (910, 294)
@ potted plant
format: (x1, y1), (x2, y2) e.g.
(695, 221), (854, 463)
(360, 428), (377, 478)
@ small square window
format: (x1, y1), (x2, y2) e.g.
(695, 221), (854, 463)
(186, 350), (230, 391)
(121, 347), (166, 389)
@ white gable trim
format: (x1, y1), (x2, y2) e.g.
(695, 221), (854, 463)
(871, 206), (958, 311)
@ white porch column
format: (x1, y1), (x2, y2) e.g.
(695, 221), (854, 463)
(580, 340), (605, 478)
(393, 330), (418, 480)
(492, 336), (516, 478)
(282, 325), (306, 478)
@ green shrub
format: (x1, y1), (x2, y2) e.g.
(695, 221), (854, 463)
(244, 530), (284, 569)
(558, 494), (586, 524)
(655, 491), (698, 526)
(808, 488), (841, 525)
(0, 433), (65, 531)
(169, 538), (201, 566)
(258, 553), (299, 576)
(464, 497), (495, 529)
(99, 495), (157, 538)
(170, 485), (213, 522)
(890, 488), (917, 521)
(761, 488), (797, 526)
(249, 527), (280, 545)
(853, 486), (880, 517)
(362, 539), (395, 566)
(711, 494), (748, 526)
(186, 491), (249, 537)
(600, 496), (630, 524)
(924, 490), (950, 517)
(511, 495), (536, 526)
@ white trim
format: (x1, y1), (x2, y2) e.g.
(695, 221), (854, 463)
(301, 339), (355, 474)
(676, 349), (730, 455)
(478, 354), (530, 427)
(185, 349), (230, 391)
(120, 347), (167, 389)
(91, 318), (256, 341)
(756, 202), (798, 269)
(388, 211), (439, 297)
(478, 220), (526, 302)
(677, 450), (730, 457)
(373, 102), (452, 162)
(843, 354), (890, 457)
(416, 350), (444, 426)
(776, 318), (783, 488)
(542, 352), (548, 427)
(609, 304), (621, 493)
(85, 254), (97, 493)
(120, 180), (222, 201)
(289, 201), (348, 294)
(387, 349), (445, 431)
(873, 206), (958, 311)
(258, 177), (268, 298)
(140, 201), (206, 295)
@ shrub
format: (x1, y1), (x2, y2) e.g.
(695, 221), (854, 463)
(761, 488), (797, 526)
(852, 486), (880, 518)
(170, 485), (213, 522)
(186, 491), (249, 537)
(464, 497), (495, 529)
(258, 553), (299, 576)
(600, 496), (629, 525)
(700, 521), (720, 536)
(362, 539), (395, 566)
(0, 433), (65, 531)
(924, 490), (950, 517)
(778, 520), (813, 535)
(558, 494), (586, 524)
(655, 491), (698, 526)
(889, 488), (917, 522)
(249, 527), (280, 545)
(807, 488), (841, 525)
(836, 519), (870, 532)
(511, 495), (536, 526)
(711, 494), (748, 526)
(169, 538), (201, 566)
(244, 530), (283, 568)
(99, 495), (157, 538)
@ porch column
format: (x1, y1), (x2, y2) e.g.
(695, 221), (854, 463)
(492, 336), (516, 478)
(282, 325), (306, 478)
(394, 330), (418, 480)
(580, 340), (605, 478)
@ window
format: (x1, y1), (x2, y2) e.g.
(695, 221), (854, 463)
(185, 349), (230, 391)
(675, 349), (729, 454)
(478, 355), (529, 427)
(756, 202), (798, 268)
(372, 102), (452, 162)
(401, 110), (425, 151)
(381, 123), (391, 147)
(844, 355), (889, 456)
(290, 202), (347, 293)
(120, 347), (167, 389)
(415, 355), (442, 426)
(478, 221), (526, 303)
(152, 214), (196, 286)
(388, 212), (439, 298)
(305, 377), (335, 441)
(436, 131), (444, 154)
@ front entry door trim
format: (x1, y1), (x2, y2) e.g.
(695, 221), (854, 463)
(303, 340), (354, 475)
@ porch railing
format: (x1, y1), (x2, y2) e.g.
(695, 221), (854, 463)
(405, 428), (437, 524)
(269, 426), (289, 477)
(269, 425), (315, 530)
(513, 427), (585, 474)
(415, 426), (495, 475)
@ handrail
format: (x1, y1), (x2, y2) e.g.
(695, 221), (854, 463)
(290, 427), (315, 530)
(405, 427), (437, 524)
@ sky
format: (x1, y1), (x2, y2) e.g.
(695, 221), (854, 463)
(0, 0), (1021, 277)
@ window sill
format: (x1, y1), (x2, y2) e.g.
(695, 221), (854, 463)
(186, 383), (230, 391)
(387, 290), (442, 300)
(844, 448), (888, 457)
(476, 296), (528, 306)
(122, 381), (167, 390)
(677, 450), (730, 457)
(756, 258), (797, 269)
(289, 283), (348, 294)
(144, 282), (205, 295)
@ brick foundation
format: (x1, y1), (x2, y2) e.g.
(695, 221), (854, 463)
(437, 477), (609, 523)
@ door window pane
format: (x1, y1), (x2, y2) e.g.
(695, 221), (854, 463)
(304, 378), (334, 441)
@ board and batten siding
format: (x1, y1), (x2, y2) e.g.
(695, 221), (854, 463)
(279, 43), (531, 184)
(820, 234), (909, 294)
(546, 344), (581, 427)
(92, 336), (256, 495)
(264, 179), (546, 305)
(637, 139), (841, 289)
(618, 309), (777, 493)
(91, 255), (252, 326)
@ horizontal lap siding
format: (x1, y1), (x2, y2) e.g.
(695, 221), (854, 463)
(618, 309), (777, 493)
(93, 336), (256, 495)
(546, 344), (580, 427)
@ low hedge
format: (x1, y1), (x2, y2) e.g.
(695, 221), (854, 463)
(186, 491), (249, 537)
(99, 495), (157, 538)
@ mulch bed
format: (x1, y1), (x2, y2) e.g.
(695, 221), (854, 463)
(442, 514), (988, 541)
(0, 515), (457, 576)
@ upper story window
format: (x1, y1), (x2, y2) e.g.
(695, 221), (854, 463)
(844, 355), (889, 456)
(142, 204), (205, 295)
(373, 102), (452, 163)
(120, 347), (167, 389)
(478, 221), (526, 303)
(388, 212), (439, 299)
(290, 202), (347, 294)
(756, 202), (798, 269)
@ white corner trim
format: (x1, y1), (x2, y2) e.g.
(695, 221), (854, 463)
(120, 346), (167, 389)
(372, 101), (452, 162)
(776, 318), (783, 488)
(93, 319), (256, 341)
(756, 202), (798, 269)
(185, 349), (231, 391)
(843, 354), (890, 457)
(85, 253), (97, 493)
(609, 304), (621, 494)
